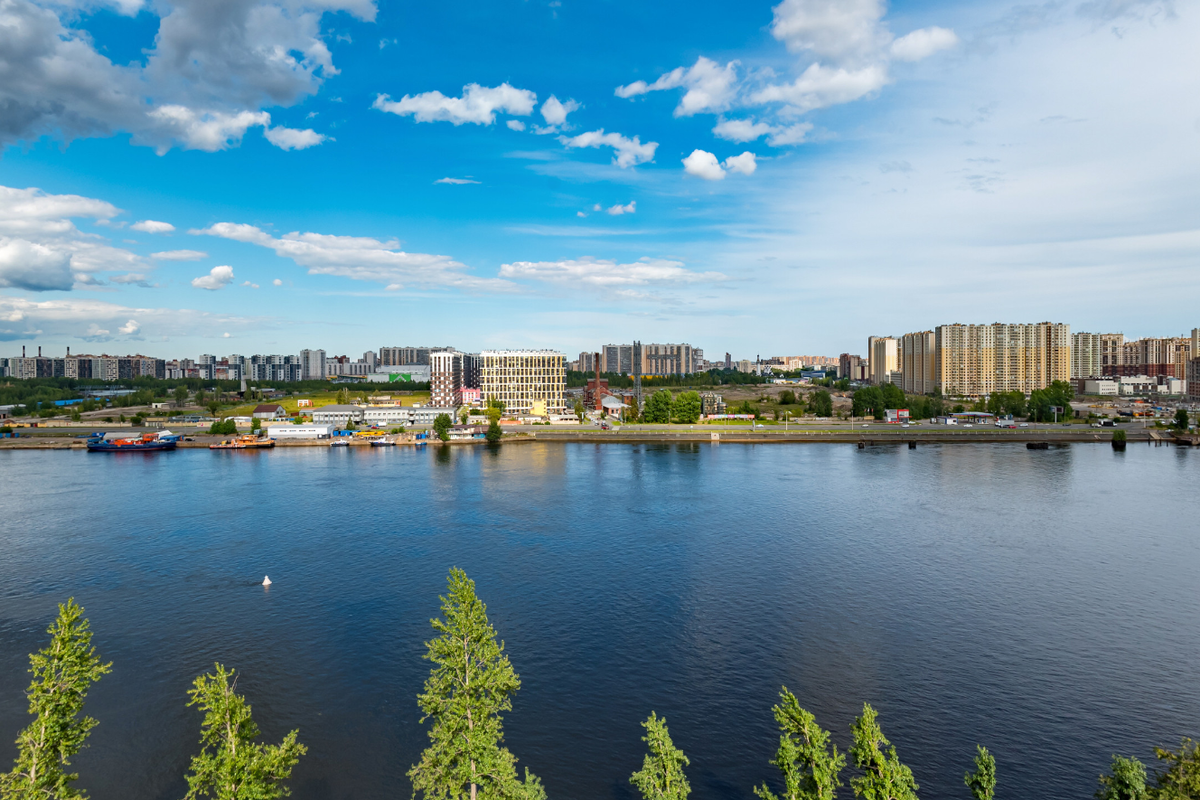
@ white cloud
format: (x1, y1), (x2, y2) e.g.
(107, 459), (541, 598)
(131, 220), (175, 234)
(372, 83), (537, 125)
(0, 184), (142, 289)
(576, 211), (587, 218)
(768, 123), (814, 145)
(0, 239), (74, 291)
(242, 281), (260, 288)
(890, 27), (959, 61)
(146, 106), (271, 155)
(434, 178), (481, 185)
(191, 265), (235, 290)
(193, 222), (510, 292)
(109, 273), (154, 286)
(507, 120), (527, 131)
(272, 278), (283, 286)
(118, 319), (139, 335)
(682, 150), (726, 181)
(723, 152), (758, 175)
(606, 201), (636, 215)
(560, 130), (658, 168)
(0, 294), (267, 342)
(0, 0), (362, 154)
(750, 63), (888, 115)
(536, 95), (581, 132)
(713, 117), (776, 142)
(614, 57), (740, 117)
(150, 249), (207, 261)
(263, 126), (329, 150)
(769, 0), (890, 64)
(499, 256), (725, 288)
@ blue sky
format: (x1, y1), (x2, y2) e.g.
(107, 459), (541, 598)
(1, 0), (1196, 360)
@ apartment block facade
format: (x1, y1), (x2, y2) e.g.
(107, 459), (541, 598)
(479, 350), (566, 417)
(867, 336), (899, 385)
(934, 322), (1070, 397)
(379, 346), (453, 367)
(1107, 337), (1193, 379)
(430, 350), (481, 406)
(900, 332), (936, 394)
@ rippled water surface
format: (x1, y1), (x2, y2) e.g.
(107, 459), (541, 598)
(1, 442), (1197, 800)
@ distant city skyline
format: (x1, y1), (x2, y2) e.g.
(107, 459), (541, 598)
(1, 0), (1197, 356)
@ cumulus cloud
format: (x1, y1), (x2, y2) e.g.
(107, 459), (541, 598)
(535, 95), (581, 132)
(118, 319), (139, 335)
(499, 256), (725, 288)
(616, 1), (956, 143)
(434, 178), (481, 185)
(615, 57), (740, 117)
(0, 183), (143, 289)
(0, 0), (357, 153)
(191, 265), (235, 290)
(193, 222), (510, 292)
(150, 249), (207, 261)
(507, 120), (526, 131)
(560, 129), (658, 168)
(682, 150), (757, 179)
(606, 201), (636, 215)
(723, 152), (758, 175)
(263, 126), (328, 150)
(131, 220), (175, 234)
(0, 239), (74, 291)
(372, 83), (537, 125)
(272, 278), (283, 286)
(682, 150), (727, 180)
(891, 27), (959, 61)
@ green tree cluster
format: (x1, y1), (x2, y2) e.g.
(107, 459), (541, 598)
(208, 419), (238, 435)
(1027, 381), (1074, 423)
(1098, 740), (1200, 800)
(433, 413), (453, 441)
(778, 390), (797, 406)
(808, 390), (833, 418)
(852, 384), (905, 419)
(1174, 409), (1190, 430)
(643, 390), (674, 424)
(671, 392), (702, 424)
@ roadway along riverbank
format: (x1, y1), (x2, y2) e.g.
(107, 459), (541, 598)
(2, 427), (1185, 448)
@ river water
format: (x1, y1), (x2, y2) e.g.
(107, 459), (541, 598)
(0, 442), (1196, 800)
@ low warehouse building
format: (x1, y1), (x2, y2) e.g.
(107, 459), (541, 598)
(267, 424), (334, 440)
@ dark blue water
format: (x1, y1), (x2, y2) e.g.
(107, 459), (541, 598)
(1, 443), (1197, 800)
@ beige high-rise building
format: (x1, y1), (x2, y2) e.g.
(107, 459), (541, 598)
(934, 322), (1070, 397)
(479, 350), (566, 417)
(1071, 332), (1102, 378)
(901, 331), (936, 394)
(868, 336), (899, 385)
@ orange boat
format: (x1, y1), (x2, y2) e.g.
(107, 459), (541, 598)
(209, 434), (276, 450)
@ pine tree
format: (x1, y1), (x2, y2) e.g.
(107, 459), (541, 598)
(754, 688), (844, 800)
(630, 713), (690, 800)
(848, 704), (918, 800)
(181, 664), (306, 800)
(1, 598), (111, 800)
(409, 568), (541, 800)
(964, 745), (996, 800)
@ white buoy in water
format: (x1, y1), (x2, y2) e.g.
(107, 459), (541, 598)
(262, 575), (272, 586)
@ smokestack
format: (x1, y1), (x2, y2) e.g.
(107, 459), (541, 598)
(38, 346), (42, 357)
(22, 345), (26, 357)
(66, 346), (70, 357)
(594, 351), (601, 410)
